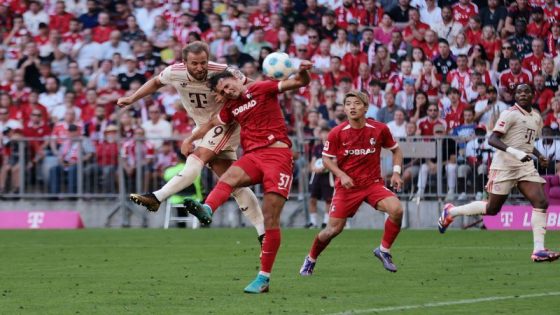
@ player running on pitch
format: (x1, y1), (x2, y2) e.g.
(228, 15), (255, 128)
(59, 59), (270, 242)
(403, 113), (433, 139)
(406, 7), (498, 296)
(117, 41), (264, 241)
(299, 90), (405, 275)
(438, 84), (560, 262)
(181, 61), (313, 293)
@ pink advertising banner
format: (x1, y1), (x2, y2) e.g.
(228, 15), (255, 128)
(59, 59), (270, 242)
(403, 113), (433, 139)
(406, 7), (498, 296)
(483, 205), (560, 230)
(0, 211), (84, 229)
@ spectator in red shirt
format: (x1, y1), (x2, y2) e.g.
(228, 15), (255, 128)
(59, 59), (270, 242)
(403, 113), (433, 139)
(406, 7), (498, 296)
(499, 56), (533, 103)
(533, 74), (555, 113)
(250, 0), (272, 28)
(452, 0), (479, 27)
(359, 0), (384, 29)
(416, 103), (447, 136)
(443, 88), (466, 131)
(49, 1), (74, 34)
(23, 108), (51, 168)
(84, 124), (119, 193)
(21, 91), (49, 124)
(334, 0), (359, 29)
(342, 40), (368, 77)
(402, 7), (429, 48)
(91, 12), (114, 43)
(419, 30), (439, 60)
(527, 7), (551, 39)
(522, 38), (550, 77)
(465, 16), (483, 46)
(480, 25), (501, 62)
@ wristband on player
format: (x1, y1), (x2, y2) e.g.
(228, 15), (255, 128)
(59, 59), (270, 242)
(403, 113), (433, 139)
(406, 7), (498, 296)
(393, 165), (402, 175)
(506, 147), (528, 161)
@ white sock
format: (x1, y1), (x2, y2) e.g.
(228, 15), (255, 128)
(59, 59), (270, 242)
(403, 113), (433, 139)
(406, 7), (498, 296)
(153, 155), (204, 202)
(310, 213), (318, 226)
(258, 271), (270, 278)
(446, 163), (457, 192)
(231, 187), (265, 236)
(449, 201), (487, 217)
(379, 245), (390, 253)
(531, 209), (547, 252)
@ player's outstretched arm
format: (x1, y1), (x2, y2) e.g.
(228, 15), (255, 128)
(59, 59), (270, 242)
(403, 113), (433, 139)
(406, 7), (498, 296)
(117, 77), (165, 108)
(181, 115), (222, 155)
(390, 146), (404, 191)
(488, 131), (532, 162)
(322, 155), (354, 189)
(279, 61), (313, 92)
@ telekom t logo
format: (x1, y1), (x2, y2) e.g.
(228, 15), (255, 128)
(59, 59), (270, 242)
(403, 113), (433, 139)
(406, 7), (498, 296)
(27, 212), (45, 229)
(500, 212), (513, 227)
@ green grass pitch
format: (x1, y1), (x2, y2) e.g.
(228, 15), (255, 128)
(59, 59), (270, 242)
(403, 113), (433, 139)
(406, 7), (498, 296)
(1, 229), (559, 314)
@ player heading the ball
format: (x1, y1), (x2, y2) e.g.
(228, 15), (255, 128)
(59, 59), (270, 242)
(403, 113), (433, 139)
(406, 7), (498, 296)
(182, 61), (313, 293)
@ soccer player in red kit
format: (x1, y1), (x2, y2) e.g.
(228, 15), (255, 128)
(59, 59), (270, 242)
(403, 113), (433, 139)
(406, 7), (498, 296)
(182, 61), (313, 293)
(299, 90), (405, 276)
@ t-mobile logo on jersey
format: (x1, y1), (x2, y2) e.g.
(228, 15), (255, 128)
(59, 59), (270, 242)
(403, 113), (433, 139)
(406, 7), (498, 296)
(500, 211), (513, 227)
(27, 212), (45, 229)
(232, 100), (257, 116)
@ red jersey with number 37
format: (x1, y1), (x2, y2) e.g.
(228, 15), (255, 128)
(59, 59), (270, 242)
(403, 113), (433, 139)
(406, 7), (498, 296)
(218, 80), (292, 153)
(322, 119), (398, 188)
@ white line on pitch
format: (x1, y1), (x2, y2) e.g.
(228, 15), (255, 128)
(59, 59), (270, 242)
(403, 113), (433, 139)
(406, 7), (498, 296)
(327, 291), (560, 315)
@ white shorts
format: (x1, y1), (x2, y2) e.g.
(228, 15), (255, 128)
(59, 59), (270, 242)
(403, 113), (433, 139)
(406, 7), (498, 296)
(486, 165), (545, 195)
(194, 124), (240, 160)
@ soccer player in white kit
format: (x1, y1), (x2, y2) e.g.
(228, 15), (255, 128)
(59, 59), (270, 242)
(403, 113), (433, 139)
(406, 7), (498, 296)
(438, 84), (560, 262)
(117, 41), (264, 241)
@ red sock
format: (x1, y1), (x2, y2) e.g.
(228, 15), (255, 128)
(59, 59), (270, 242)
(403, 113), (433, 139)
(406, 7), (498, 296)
(205, 181), (233, 213)
(381, 218), (401, 249)
(260, 229), (281, 274)
(309, 235), (331, 260)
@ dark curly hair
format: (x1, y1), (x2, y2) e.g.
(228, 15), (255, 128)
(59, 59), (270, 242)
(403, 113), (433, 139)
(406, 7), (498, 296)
(207, 71), (236, 91)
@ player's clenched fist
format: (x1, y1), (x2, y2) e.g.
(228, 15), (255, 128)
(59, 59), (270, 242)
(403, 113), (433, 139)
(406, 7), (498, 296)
(299, 60), (313, 71)
(117, 96), (134, 108)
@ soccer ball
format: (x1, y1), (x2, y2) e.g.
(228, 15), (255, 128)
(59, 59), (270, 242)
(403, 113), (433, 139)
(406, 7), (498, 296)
(262, 52), (295, 80)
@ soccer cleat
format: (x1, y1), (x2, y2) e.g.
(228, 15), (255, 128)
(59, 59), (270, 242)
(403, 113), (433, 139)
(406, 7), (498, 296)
(299, 256), (316, 276)
(531, 249), (560, 263)
(183, 198), (213, 225)
(243, 274), (270, 294)
(438, 203), (455, 234)
(373, 247), (397, 273)
(130, 193), (161, 212)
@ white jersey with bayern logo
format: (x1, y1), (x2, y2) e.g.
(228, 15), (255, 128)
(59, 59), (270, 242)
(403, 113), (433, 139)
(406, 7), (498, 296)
(158, 61), (247, 126)
(491, 104), (543, 170)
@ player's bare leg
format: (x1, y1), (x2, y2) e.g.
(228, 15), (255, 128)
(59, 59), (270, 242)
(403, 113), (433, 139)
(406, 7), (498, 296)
(209, 158), (265, 241)
(300, 216), (346, 276)
(374, 196), (403, 272)
(438, 192), (507, 233)
(245, 192), (286, 293)
(518, 181), (560, 262)
(131, 146), (215, 211)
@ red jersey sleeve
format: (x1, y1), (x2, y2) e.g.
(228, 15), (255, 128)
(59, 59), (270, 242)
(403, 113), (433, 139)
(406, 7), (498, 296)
(322, 128), (339, 158)
(381, 124), (398, 150)
(254, 80), (282, 95)
(218, 104), (234, 125)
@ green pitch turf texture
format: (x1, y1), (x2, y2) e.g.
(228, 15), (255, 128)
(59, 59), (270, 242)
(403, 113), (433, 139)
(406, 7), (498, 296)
(1, 229), (559, 314)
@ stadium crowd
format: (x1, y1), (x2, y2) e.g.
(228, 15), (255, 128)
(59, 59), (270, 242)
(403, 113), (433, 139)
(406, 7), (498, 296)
(1, 0), (560, 199)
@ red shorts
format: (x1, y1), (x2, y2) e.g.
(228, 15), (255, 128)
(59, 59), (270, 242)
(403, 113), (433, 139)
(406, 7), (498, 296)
(329, 183), (396, 219)
(233, 147), (294, 199)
